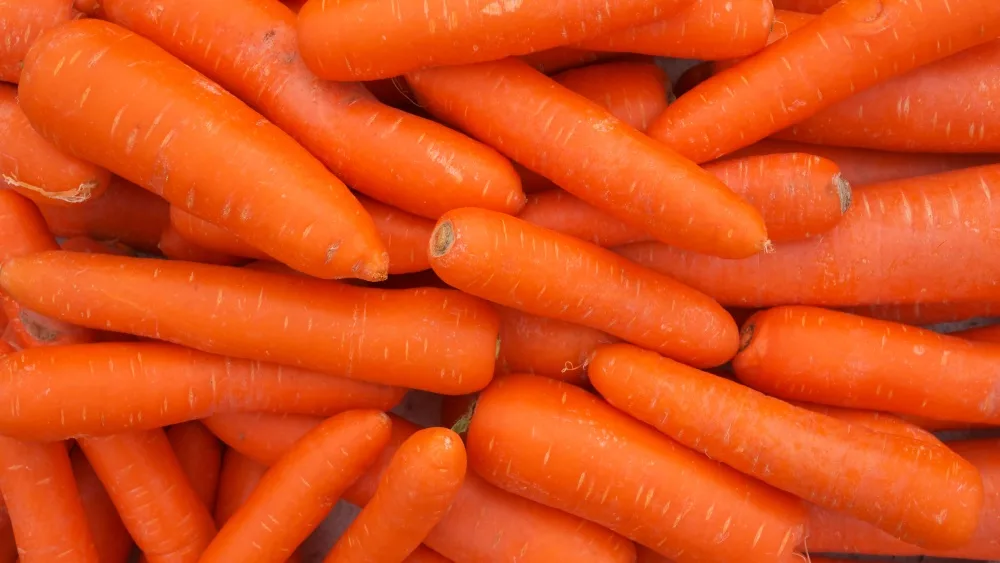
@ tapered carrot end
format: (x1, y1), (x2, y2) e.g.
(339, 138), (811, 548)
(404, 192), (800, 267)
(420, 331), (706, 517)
(833, 173), (853, 215)
(356, 251), (390, 283)
(430, 220), (455, 258)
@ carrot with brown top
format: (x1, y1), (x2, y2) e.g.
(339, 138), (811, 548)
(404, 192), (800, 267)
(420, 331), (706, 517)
(18, 19), (387, 279)
(553, 62), (670, 132)
(0, 0), (79, 83)
(71, 448), (133, 563)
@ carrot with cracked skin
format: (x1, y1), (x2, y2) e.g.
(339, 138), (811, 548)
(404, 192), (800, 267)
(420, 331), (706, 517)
(844, 302), (1000, 326)
(324, 427), (467, 563)
(200, 411), (392, 563)
(71, 448), (133, 563)
(553, 62), (670, 132)
(467, 374), (808, 562)
(429, 208), (738, 368)
(0, 251), (499, 394)
(159, 224), (245, 266)
(578, 0), (774, 60)
(167, 422), (223, 512)
(0, 341), (406, 440)
(19, 19), (387, 280)
(408, 58), (769, 259)
(0, 0), (79, 83)
(589, 343), (984, 548)
(647, 0), (1000, 163)
(87, 0), (524, 221)
(733, 306), (1000, 423)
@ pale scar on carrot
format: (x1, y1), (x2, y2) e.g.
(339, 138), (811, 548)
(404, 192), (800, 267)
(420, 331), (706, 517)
(430, 220), (455, 257)
(2, 175), (100, 204)
(834, 173), (853, 214)
(738, 323), (755, 353)
(19, 310), (60, 342)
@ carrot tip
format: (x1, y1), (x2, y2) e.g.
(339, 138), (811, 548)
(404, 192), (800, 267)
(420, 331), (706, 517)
(430, 220), (455, 258)
(738, 323), (755, 353)
(762, 239), (775, 254)
(833, 173), (853, 215)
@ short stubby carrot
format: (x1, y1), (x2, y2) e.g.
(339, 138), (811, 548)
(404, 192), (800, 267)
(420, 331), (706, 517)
(169, 207), (269, 261)
(0, 251), (499, 394)
(200, 411), (392, 563)
(578, 0), (774, 60)
(71, 448), (133, 563)
(647, 0), (1000, 163)
(617, 165), (1000, 307)
(467, 374), (808, 562)
(166, 422), (223, 512)
(407, 58), (769, 259)
(297, 0), (691, 81)
(553, 62), (670, 132)
(0, 0), (79, 83)
(589, 343), (984, 548)
(18, 19), (387, 280)
(324, 427), (467, 562)
(429, 208), (738, 368)
(733, 306), (1000, 423)
(89, 0), (525, 221)
(158, 224), (245, 266)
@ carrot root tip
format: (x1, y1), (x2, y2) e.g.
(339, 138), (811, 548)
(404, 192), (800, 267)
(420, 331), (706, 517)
(762, 239), (775, 254)
(738, 323), (756, 353)
(430, 220), (455, 258)
(834, 173), (853, 215)
(450, 398), (478, 435)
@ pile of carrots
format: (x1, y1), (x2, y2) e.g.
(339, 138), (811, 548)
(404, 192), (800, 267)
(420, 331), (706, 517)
(0, 0), (998, 561)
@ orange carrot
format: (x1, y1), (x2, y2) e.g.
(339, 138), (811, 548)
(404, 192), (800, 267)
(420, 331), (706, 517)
(519, 48), (622, 74)
(467, 374), (807, 562)
(0, 251), (500, 394)
(792, 403), (944, 445)
(324, 428), (467, 562)
(0, 497), (13, 563)
(429, 208), (738, 368)
(89, 0), (525, 221)
(618, 165), (1000, 307)
(553, 62), (670, 132)
(71, 447), (133, 563)
(19, 19), (387, 280)
(773, 0), (852, 14)
(358, 195), (435, 274)
(203, 413), (322, 467)
(636, 546), (673, 563)
(517, 190), (650, 248)
(168, 207), (269, 261)
(214, 449), (268, 528)
(845, 302), (1000, 326)
(733, 306), (1000, 423)
(0, 341), (406, 440)
(589, 343), (984, 548)
(158, 224), (245, 266)
(578, 0), (774, 60)
(952, 323), (1000, 343)
(167, 422), (223, 513)
(200, 411), (392, 563)
(0, 0), (79, 83)
(403, 546), (451, 563)
(59, 236), (135, 256)
(647, 0), (1000, 163)
(711, 10), (817, 73)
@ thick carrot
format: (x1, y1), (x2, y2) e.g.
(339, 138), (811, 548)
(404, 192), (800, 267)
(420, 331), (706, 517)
(589, 343), (984, 548)
(71, 447), (133, 563)
(467, 374), (807, 562)
(166, 422), (223, 512)
(647, 0), (1000, 163)
(168, 207), (269, 261)
(408, 58), (769, 258)
(553, 62), (670, 132)
(0, 341), (406, 440)
(59, 236), (135, 256)
(325, 427), (467, 562)
(89, 0), (525, 221)
(158, 224), (245, 266)
(0, 251), (500, 394)
(214, 449), (268, 528)
(403, 546), (451, 563)
(19, 19), (387, 280)
(953, 323), (1000, 343)
(429, 208), (738, 368)
(618, 165), (1000, 307)
(200, 410), (392, 563)
(0, 0), (78, 83)
(845, 302), (1000, 326)
(519, 48), (622, 74)
(774, 0), (850, 13)
(578, 0), (774, 60)
(733, 306), (1000, 423)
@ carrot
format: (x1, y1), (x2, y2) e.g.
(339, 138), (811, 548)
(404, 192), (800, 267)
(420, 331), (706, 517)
(166, 422), (223, 512)
(845, 302), (1000, 326)
(89, 0), (525, 221)
(791, 403), (944, 445)
(408, 58), (770, 259)
(59, 236), (135, 256)
(733, 306), (1000, 423)
(158, 224), (245, 266)
(517, 190), (650, 248)
(0, 341), (406, 440)
(495, 306), (618, 385)
(467, 374), (807, 562)
(618, 165), (1000, 307)
(952, 323), (1000, 343)
(168, 207), (269, 261)
(589, 343), (984, 548)
(0, 497), (13, 563)
(553, 62), (670, 132)
(324, 427), (467, 562)
(773, 0), (846, 13)
(518, 48), (622, 74)
(647, 0), (1000, 163)
(0, 251), (500, 394)
(0, 0), (79, 83)
(711, 10), (817, 73)
(402, 546), (451, 563)
(71, 447), (133, 563)
(203, 413), (321, 466)
(673, 62), (714, 97)
(19, 19), (387, 280)
(214, 449), (268, 528)
(358, 195), (435, 275)
(200, 410), (392, 563)
(429, 208), (738, 368)
(577, 0), (774, 60)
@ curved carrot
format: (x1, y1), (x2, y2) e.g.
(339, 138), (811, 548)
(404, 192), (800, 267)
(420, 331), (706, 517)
(844, 302), (1000, 326)
(407, 58), (769, 258)
(59, 236), (135, 256)
(90, 0), (525, 221)
(589, 343), (984, 548)
(403, 546), (451, 563)
(578, 0), (774, 60)
(0, 0), (78, 83)
(158, 224), (245, 266)
(429, 208), (738, 368)
(467, 374), (808, 562)
(733, 306), (1000, 423)
(19, 19), (387, 280)
(358, 195), (435, 275)
(518, 48), (621, 74)
(214, 449), (268, 528)
(168, 207), (269, 261)
(0, 251), (500, 394)
(647, 0), (1000, 163)
(324, 427), (467, 562)
(553, 62), (670, 132)
(71, 448), (133, 563)
(200, 411), (392, 563)
(167, 422), (223, 512)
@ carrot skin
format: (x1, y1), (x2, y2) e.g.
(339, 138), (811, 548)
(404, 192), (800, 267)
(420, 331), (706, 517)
(845, 302), (1000, 326)
(168, 207), (270, 261)
(71, 448), (133, 563)
(18, 19), (387, 280)
(166, 422), (223, 512)
(553, 62), (670, 132)
(0, 0), (78, 83)
(214, 449), (267, 529)
(953, 324), (1000, 343)
(517, 190), (650, 248)
(158, 224), (245, 266)
(518, 48), (622, 74)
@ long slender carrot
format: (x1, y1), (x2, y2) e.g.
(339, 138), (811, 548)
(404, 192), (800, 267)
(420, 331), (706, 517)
(519, 48), (622, 74)
(0, 342), (406, 440)
(578, 0), (774, 60)
(324, 427), (467, 562)
(168, 207), (269, 261)
(0, 0), (79, 83)
(407, 58), (769, 259)
(553, 62), (670, 132)
(647, 0), (1000, 163)
(158, 224), (245, 266)
(467, 374), (807, 562)
(89, 0), (525, 221)
(733, 306), (1000, 423)
(589, 343), (984, 548)
(18, 19), (387, 280)
(200, 410), (392, 563)
(0, 251), (500, 394)
(845, 302), (1000, 326)
(71, 447), (133, 563)
(167, 422), (223, 512)
(429, 208), (738, 368)
(618, 165), (1000, 307)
